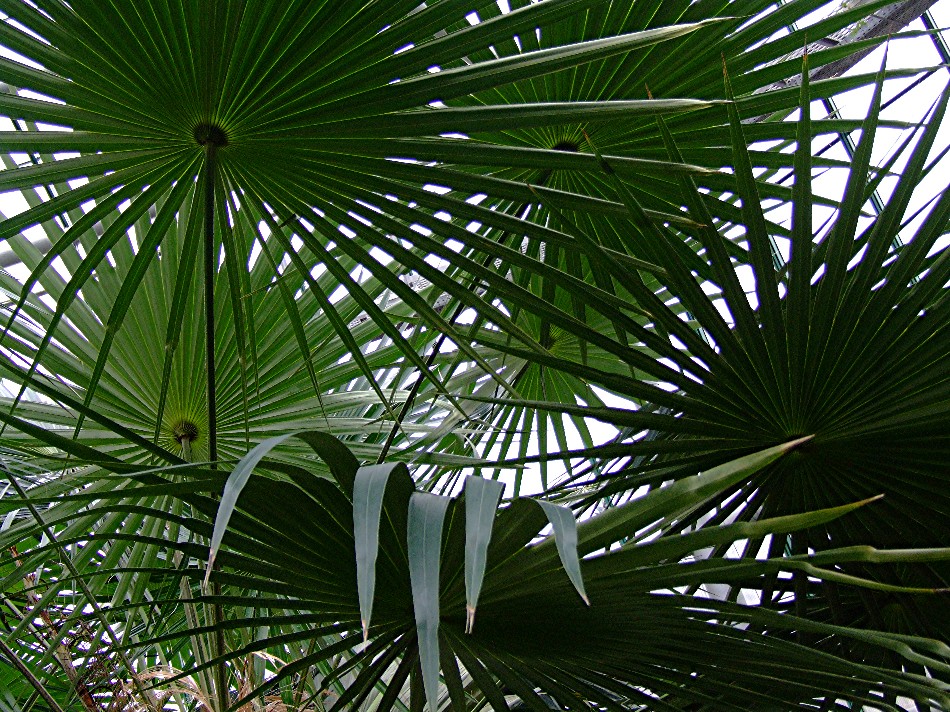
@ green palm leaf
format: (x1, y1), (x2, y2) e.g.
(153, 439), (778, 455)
(0, 1), (946, 709)
(4, 435), (949, 710)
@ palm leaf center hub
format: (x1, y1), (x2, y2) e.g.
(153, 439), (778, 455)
(551, 140), (579, 152)
(193, 123), (229, 148)
(172, 419), (200, 444)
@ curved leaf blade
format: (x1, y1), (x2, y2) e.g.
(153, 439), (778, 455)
(537, 500), (589, 606)
(407, 491), (451, 712)
(353, 462), (409, 641)
(205, 433), (295, 582)
(463, 475), (505, 633)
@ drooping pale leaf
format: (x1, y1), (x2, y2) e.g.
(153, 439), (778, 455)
(353, 462), (410, 641)
(205, 429), (363, 584)
(206, 433), (295, 583)
(537, 500), (589, 606)
(463, 475), (505, 632)
(407, 492), (451, 712)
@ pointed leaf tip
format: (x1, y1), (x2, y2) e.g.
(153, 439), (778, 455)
(537, 500), (588, 605)
(464, 476), (504, 634)
(409, 492), (451, 712)
(353, 463), (407, 640)
(202, 552), (215, 589)
(782, 435), (814, 452)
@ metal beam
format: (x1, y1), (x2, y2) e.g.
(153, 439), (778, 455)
(812, 0), (941, 80)
(762, 0), (941, 93)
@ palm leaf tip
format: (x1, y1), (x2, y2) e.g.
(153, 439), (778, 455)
(465, 603), (476, 635)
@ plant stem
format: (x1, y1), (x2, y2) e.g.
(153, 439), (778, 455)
(203, 145), (218, 468)
(202, 143), (228, 712)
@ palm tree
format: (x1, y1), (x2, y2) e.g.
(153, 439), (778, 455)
(0, 0), (947, 709)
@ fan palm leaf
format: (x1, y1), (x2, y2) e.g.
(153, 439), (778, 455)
(0, 0), (926, 470)
(2, 434), (949, 710)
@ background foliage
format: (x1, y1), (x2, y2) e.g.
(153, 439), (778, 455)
(0, 0), (947, 710)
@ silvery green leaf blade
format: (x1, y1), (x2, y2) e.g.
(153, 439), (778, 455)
(407, 492), (451, 712)
(463, 476), (505, 633)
